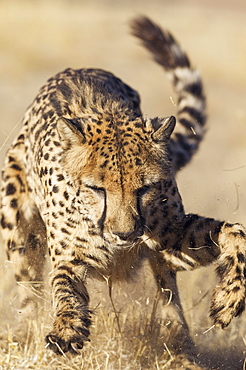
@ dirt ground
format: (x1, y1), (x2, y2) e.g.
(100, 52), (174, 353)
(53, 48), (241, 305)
(0, 0), (246, 369)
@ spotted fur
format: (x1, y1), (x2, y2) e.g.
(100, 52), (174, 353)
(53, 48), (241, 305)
(1, 16), (246, 357)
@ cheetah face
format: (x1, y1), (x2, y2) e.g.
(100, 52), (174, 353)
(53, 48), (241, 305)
(57, 115), (175, 247)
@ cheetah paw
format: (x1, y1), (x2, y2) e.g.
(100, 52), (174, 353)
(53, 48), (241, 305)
(45, 311), (91, 355)
(210, 282), (245, 328)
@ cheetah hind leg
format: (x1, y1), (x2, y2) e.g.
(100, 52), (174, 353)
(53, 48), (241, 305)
(1, 148), (47, 330)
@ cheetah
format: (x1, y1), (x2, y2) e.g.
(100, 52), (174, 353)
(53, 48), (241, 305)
(1, 16), (246, 357)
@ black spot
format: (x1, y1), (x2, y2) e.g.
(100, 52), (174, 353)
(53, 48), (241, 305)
(236, 265), (241, 275)
(60, 241), (68, 249)
(39, 168), (44, 177)
(237, 252), (245, 263)
(52, 185), (59, 193)
(16, 211), (20, 223)
(61, 228), (70, 235)
(11, 164), (22, 171)
(238, 229), (246, 238)
(63, 191), (69, 200)
(44, 153), (49, 160)
(1, 215), (7, 229)
(17, 134), (25, 141)
(76, 236), (88, 243)
(15, 274), (22, 282)
(224, 223), (234, 228)
(6, 183), (16, 196)
(57, 174), (64, 181)
(53, 141), (61, 147)
(10, 198), (18, 209)
(8, 240), (16, 250)
(135, 158), (142, 166)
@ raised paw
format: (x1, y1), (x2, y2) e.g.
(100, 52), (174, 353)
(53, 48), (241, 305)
(45, 310), (91, 355)
(210, 280), (245, 328)
(211, 222), (246, 328)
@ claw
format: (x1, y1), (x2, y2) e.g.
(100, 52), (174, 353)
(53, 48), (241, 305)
(47, 335), (57, 345)
(70, 342), (83, 354)
(46, 335), (67, 356)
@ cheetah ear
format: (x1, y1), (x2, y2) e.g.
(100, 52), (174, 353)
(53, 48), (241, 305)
(57, 117), (86, 147)
(151, 116), (176, 142)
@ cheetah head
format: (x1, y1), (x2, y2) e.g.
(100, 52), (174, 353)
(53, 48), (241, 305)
(57, 113), (175, 248)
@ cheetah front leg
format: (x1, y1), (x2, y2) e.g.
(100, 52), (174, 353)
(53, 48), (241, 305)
(148, 251), (196, 356)
(161, 214), (246, 329)
(45, 261), (92, 355)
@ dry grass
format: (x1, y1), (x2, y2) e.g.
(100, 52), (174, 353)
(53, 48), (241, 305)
(1, 0), (246, 369)
(1, 263), (245, 369)
(0, 269), (197, 370)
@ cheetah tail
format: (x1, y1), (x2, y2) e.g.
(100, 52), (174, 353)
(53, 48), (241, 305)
(129, 16), (206, 173)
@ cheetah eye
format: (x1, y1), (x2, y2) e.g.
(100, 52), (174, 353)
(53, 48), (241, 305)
(137, 185), (151, 197)
(85, 184), (105, 197)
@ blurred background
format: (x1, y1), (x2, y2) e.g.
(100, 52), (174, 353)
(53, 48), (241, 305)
(0, 0), (246, 368)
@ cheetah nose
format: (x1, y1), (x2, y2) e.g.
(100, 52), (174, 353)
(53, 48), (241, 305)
(114, 226), (143, 241)
(114, 230), (135, 241)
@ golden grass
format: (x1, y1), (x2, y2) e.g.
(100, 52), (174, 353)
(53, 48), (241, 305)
(0, 275), (183, 370)
(0, 264), (245, 369)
